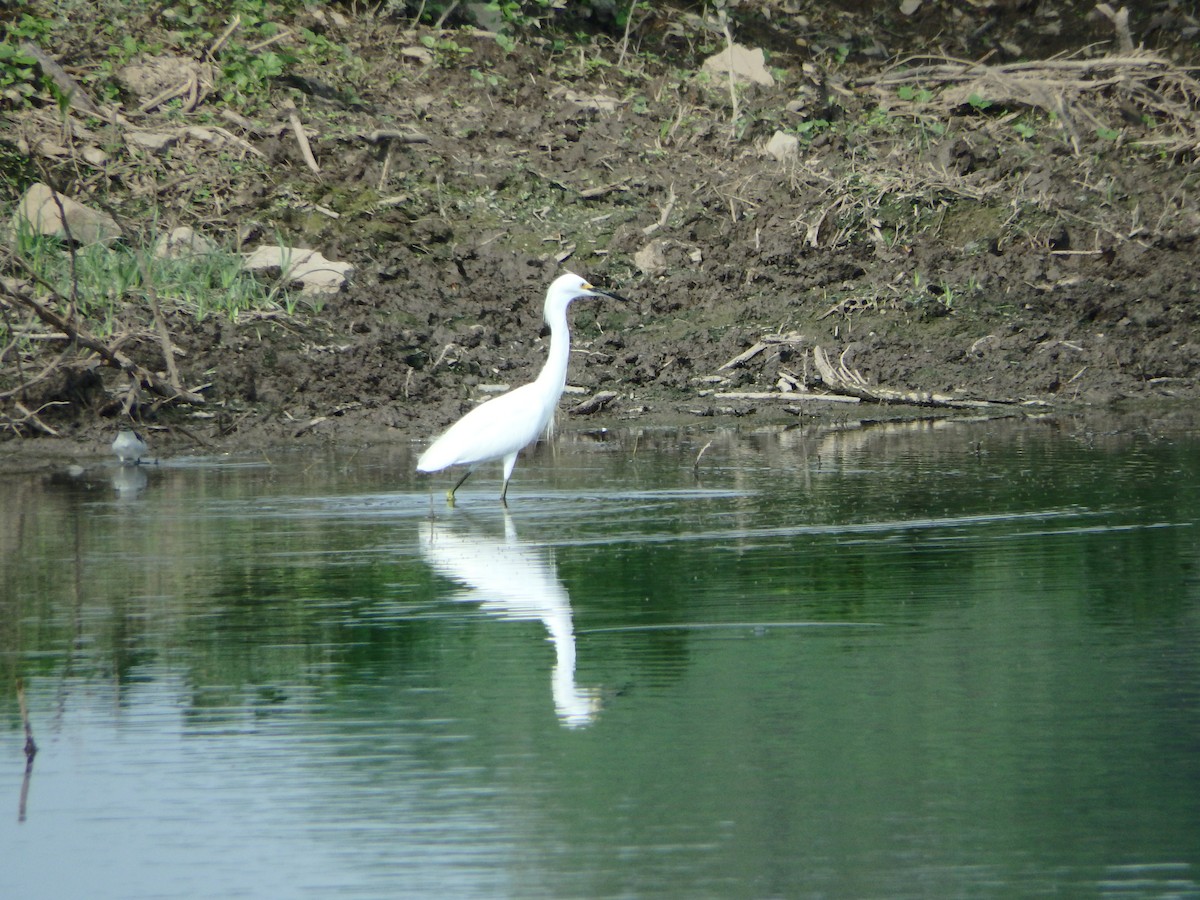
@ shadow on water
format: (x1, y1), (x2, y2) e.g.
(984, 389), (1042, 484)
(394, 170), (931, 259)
(418, 512), (601, 729)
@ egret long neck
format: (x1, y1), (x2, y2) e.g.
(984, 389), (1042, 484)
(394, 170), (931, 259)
(535, 304), (571, 394)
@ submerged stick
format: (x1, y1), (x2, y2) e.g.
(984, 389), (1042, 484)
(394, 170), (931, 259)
(17, 678), (36, 823)
(17, 678), (36, 761)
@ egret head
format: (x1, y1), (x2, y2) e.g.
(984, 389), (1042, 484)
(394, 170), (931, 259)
(543, 272), (624, 322)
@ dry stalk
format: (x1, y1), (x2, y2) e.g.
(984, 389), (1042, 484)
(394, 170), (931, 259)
(718, 12), (740, 142)
(642, 183), (676, 236)
(0, 272), (205, 406)
(134, 254), (185, 392)
(432, 1), (459, 30)
(284, 101), (321, 174)
(246, 29), (292, 54)
(868, 51), (1200, 154)
(136, 74), (197, 115)
(208, 14), (241, 58)
(616, 0), (639, 68)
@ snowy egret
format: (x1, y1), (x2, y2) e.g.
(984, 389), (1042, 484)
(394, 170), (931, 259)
(111, 428), (148, 465)
(416, 272), (626, 504)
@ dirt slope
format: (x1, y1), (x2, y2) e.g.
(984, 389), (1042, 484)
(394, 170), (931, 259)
(2, 2), (1199, 458)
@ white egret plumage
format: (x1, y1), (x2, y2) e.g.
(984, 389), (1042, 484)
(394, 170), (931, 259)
(111, 429), (148, 465)
(416, 272), (625, 503)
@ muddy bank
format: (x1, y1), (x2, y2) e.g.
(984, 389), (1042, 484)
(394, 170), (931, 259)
(2, 2), (1199, 461)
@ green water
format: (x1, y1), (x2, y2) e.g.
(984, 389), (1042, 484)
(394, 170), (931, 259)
(2, 419), (1198, 898)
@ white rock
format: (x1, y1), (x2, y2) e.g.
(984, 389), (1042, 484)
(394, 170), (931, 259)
(561, 89), (621, 113)
(765, 130), (800, 163)
(702, 43), (775, 87)
(153, 226), (217, 259)
(117, 55), (214, 100)
(13, 182), (121, 245)
(401, 46), (434, 65)
(243, 245), (354, 296)
(634, 239), (702, 276)
(634, 240), (669, 276)
(127, 131), (178, 152)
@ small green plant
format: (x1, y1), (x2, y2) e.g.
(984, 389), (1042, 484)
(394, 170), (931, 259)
(420, 33), (473, 66)
(470, 68), (505, 88)
(795, 118), (831, 140)
(8, 224), (294, 333)
(220, 46), (295, 103)
(1095, 126), (1121, 141)
(967, 93), (993, 112)
(921, 119), (947, 138)
(897, 84), (932, 104)
(0, 42), (42, 107)
(486, 0), (559, 31)
(935, 281), (956, 310)
(297, 27), (342, 64)
(7, 12), (57, 43)
(1013, 120), (1036, 139)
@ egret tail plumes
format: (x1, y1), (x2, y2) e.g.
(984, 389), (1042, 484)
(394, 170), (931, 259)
(416, 272), (626, 504)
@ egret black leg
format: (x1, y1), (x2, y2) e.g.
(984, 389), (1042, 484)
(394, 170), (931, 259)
(447, 470), (472, 505)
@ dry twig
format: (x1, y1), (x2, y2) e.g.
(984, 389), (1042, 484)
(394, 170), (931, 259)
(814, 345), (1005, 408)
(642, 183), (677, 236)
(867, 51), (1200, 154)
(0, 275), (205, 406)
(284, 101), (321, 174)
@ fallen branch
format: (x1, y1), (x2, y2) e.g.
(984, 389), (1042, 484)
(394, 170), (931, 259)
(12, 400), (65, 435)
(715, 390), (860, 404)
(0, 275), (205, 406)
(20, 41), (103, 115)
(569, 390), (617, 415)
(813, 345), (1007, 408)
(284, 101), (320, 174)
(0, 340), (72, 400)
(1093, 4), (1135, 53)
(642, 183), (677, 236)
(579, 179), (631, 200)
(363, 129), (431, 144)
(717, 331), (805, 370)
(865, 50), (1200, 154)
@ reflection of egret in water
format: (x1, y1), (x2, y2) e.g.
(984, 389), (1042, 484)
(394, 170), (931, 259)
(418, 514), (601, 728)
